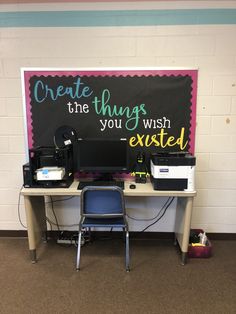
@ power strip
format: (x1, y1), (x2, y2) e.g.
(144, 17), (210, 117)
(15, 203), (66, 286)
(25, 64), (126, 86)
(57, 238), (85, 245)
(57, 239), (76, 244)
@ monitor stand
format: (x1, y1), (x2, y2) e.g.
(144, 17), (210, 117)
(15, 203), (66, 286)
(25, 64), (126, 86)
(77, 173), (124, 190)
(94, 173), (114, 182)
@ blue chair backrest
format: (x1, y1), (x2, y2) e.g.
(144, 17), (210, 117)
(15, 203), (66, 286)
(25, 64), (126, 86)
(81, 187), (124, 216)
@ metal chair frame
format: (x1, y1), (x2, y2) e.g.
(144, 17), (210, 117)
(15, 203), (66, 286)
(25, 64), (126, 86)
(76, 186), (130, 272)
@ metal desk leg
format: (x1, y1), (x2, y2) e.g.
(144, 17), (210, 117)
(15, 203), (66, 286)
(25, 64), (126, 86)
(30, 249), (37, 263)
(181, 252), (188, 265)
(24, 195), (47, 263)
(175, 197), (194, 265)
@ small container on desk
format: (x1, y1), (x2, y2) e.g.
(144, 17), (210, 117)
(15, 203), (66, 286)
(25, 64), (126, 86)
(188, 229), (213, 258)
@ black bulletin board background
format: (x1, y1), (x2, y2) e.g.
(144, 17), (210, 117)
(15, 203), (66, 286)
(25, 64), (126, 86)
(24, 70), (197, 170)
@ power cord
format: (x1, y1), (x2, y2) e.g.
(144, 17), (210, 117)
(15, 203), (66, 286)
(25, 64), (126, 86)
(46, 196), (78, 230)
(45, 196), (75, 204)
(49, 196), (61, 234)
(19, 189), (174, 240)
(127, 197), (174, 222)
(18, 189), (82, 246)
(46, 217), (79, 229)
(140, 197), (175, 232)
(46, 196), (86, 246)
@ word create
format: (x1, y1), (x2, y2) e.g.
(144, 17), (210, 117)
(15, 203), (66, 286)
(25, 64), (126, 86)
(129, 127), (188, 150)
(33, 77), (93, 103)
(67, 102), (89, 114)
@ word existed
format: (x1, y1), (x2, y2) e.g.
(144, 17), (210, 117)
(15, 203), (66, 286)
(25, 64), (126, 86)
(129, 128), (188, 150)
(33, 77), (93, 103)
(92, 89), (147, 131)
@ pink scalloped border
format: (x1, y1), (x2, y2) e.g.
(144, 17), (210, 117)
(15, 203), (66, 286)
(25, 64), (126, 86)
(23, 69), (197, 154)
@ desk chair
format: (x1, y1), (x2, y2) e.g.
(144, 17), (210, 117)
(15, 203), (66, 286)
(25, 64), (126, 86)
(76, 186), (130, 272)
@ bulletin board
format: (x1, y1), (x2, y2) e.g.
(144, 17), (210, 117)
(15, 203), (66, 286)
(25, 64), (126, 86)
(21, 68), (198, 165)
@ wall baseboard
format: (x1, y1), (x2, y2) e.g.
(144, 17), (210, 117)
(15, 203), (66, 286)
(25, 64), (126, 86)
(0, 230), (236, 240)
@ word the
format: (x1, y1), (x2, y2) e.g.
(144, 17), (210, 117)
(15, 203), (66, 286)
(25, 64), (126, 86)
(67, 102), (89, 114)
(33, 77), (93, 103)
(129, 128), (188, 150)
(92, 89), (147, 131)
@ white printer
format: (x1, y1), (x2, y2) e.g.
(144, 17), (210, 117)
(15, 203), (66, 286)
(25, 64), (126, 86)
(150, 152), (196, 191)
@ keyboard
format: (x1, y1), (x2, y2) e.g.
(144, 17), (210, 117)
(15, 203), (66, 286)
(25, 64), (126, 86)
(77, 180), (124, 190)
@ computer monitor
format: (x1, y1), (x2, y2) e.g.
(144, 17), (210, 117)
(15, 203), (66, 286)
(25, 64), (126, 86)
(77, 138), (128, 180)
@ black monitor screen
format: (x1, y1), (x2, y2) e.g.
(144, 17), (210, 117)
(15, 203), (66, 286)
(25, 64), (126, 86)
(77, 138), (128, 173)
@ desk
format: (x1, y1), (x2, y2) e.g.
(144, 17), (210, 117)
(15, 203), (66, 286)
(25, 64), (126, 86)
(21, 180), (196, 265)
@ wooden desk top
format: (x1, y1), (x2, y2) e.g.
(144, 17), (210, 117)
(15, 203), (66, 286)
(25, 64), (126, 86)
(21, 180), (197, 198)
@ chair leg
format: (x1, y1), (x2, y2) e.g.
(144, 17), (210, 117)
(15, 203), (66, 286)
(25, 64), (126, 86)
(88, 227), (92, 243)
(76, 229), (82, 271)
(125, 228), (130, 272)
(122, 227), (126, 243)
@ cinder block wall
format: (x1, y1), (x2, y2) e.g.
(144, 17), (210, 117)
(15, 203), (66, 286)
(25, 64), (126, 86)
(0, 1), (235, 233)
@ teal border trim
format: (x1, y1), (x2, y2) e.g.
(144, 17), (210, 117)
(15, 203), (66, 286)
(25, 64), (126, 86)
(0, 9), (236, 27)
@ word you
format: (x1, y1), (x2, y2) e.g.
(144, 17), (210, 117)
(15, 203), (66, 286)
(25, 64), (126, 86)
(33, 77), (93, 103)
(92, 89), (147, 131)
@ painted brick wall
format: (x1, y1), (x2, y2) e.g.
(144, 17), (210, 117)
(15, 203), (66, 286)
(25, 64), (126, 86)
(0, 1), (235, 232)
